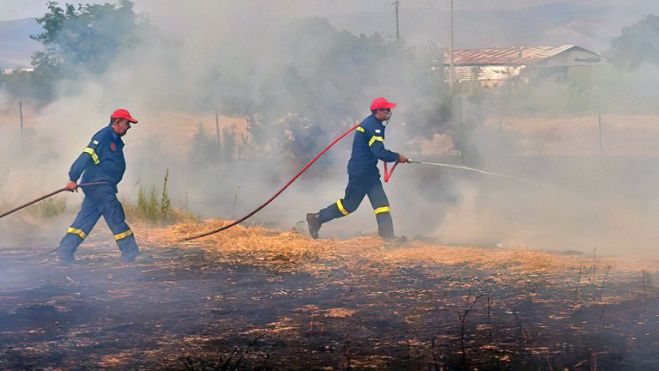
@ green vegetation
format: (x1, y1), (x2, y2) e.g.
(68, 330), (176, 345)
(125, 169), (193, 223)
(610, 15), (659, 68)
(31, 0), (139, 77)
(186, 122), (241, 168)
(189, 123), (221, 166)
(1, 0), (143, 99)
(27, 196), (67, 218)
(195, 24), (449, 165)
(160, 169), (171, 216)
(208, 17), (449, 150)
(136, 182), (160, 221)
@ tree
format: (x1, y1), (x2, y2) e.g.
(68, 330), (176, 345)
(30, 0), (139, 78)
(609, 15), (659, 68)
(222, 127), (235, 161)
(189, 123), (218, 167)
(209, 17), (449, 162)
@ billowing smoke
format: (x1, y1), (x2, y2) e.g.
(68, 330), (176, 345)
(430, 60), (659, 256)
(2, 1), (659, 258)
(0, 1), (446, 246)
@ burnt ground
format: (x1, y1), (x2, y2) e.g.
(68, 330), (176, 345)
(0, 235), (658, 370)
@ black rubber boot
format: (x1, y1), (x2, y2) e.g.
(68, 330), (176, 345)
(56, 252), (75, 264)
(306, 213), (322, 239)
(376, 212), (395, 239)
(121, 248), (139, 263)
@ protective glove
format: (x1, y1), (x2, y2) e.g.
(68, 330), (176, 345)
(66, 180), (78, 192)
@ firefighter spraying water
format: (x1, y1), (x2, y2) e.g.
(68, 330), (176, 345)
(306, 97), (410, 240)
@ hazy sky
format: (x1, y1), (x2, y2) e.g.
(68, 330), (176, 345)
(2, 0), (659, 22)
(4, 0), (659, 52)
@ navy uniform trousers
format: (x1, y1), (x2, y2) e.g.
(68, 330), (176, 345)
(58, 185), (138, 261)
(317, 170), (394, 238)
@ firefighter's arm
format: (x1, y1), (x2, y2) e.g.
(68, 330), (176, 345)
(366, 131), (400, 163)
(68, 135), (104, 181)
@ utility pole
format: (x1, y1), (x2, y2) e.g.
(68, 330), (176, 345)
(598, 90), (603, 156)
(448, 0), (455, 94)
(18, 101), (24, 149)
(215, 106), (221, 149)
(393, 0), (400, 41)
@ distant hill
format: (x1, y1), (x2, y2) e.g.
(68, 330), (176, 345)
(0, 18), (42, 68)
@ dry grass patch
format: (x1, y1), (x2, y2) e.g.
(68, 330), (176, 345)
(134, 218), (659, 276)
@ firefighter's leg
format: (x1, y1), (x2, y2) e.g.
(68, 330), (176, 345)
(101, 194), (139, 262)
(317, 174), (368, 224)
(366, 175), (394, 238)
(57, 196), (102, 260)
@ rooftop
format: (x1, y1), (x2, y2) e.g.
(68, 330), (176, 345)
(446, 45), (599, 66)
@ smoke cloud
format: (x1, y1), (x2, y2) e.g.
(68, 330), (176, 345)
(1, 1), (659, 258)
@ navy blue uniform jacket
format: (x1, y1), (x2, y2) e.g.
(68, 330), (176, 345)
(68, 125), (126, 192)
(347, 114), (400, 176)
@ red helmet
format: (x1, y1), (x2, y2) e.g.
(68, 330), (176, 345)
(111, 108), (138, 123)
(370, 97), (397, 111)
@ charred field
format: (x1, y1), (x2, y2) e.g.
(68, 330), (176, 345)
(5, 1), (659, 369)
(0, 220), (657, 370)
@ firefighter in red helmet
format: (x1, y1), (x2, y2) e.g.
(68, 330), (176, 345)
(57, 108), (140, 263)
(307, 97), (409, 239)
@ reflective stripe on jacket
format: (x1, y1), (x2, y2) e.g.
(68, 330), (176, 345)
(347, 114), (399, 175)
(68, 125), (126, 191)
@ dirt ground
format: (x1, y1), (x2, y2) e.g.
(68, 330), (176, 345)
(1, 219), (658, 370)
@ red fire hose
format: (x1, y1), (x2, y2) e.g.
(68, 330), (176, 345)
(383, 161), (400, 183)
(181, 122), (401, 242)
(0, 181), (109, 220)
